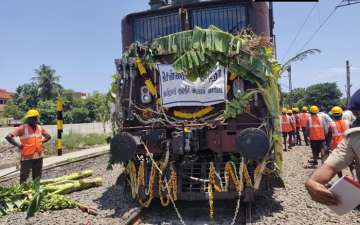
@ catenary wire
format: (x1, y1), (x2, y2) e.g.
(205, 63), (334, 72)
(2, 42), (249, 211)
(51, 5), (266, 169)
(298, 0), (343, 52)
(280, 3), (317, 63)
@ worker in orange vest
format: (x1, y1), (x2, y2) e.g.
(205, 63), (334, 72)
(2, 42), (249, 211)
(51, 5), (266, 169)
(280, 108), (292, 151)
(293, 107), (302, 145)
(306, 105), (327, 166)
(329, 106), (350, 150)
(299, 106), (310, 146)
(328, 106), (350, 177)
(5, 109), (51, 183)
(287, 109), (296, 148)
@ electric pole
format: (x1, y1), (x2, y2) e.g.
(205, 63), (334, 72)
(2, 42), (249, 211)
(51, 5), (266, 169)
(346, 60), (351, 104)
(287, 65), (293, 106)
(287, 65), (292, 92)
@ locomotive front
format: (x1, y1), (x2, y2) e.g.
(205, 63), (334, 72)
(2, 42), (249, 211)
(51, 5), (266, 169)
(109, 0), (283, 211)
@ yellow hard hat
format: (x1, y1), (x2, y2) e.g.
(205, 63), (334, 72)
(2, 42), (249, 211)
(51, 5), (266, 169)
(25, 109), (40, 118)
(309, 105), (319, 114)
(302, 106), (308, 111)
(282, 108), (288, 113)
(292, 107), (299, 113)
(287, 109), (293, 114)
(331, 106), (343, 115)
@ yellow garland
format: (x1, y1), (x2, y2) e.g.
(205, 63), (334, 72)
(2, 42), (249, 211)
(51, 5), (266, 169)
(126, 161), (138, 199)
(127, 160), (178, 208)
(242, 164), (253, 188)
(170, 162), (178, 201)
(128, 159), (264, 216)
(229, 73), (237, 81)
(145, 79), (157, 96)
(158, 162), (178, 206)
(135, 57), (147, 76)
(173, 106), (215, 120)
(224, 162), (242, 192)
(137, 161), (145, 193)
(208, 181), (214, 219)
(138, 161), (157, 207)
(158, 161), (171, 206)
(207, 162), (222, 220)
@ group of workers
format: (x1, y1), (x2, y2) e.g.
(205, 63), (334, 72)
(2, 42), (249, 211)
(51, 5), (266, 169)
(281, 104), (353, 167)
(280, 106), (309, 151)
(279, 88), (360, 207)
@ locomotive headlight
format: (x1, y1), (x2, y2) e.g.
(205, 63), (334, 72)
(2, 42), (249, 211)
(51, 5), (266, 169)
(232, 78), (245, 96)
(140, 86), (152, 104)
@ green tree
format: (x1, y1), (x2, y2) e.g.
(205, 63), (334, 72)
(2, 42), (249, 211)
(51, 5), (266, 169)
(304, 82), (342, 111)
(37, 100), (56, 124)
(71, 107), (90, 123)
(97, 96), (111, 133)
(32, 64), (62, 100)
(4, 100), (25, 120)
(283, 88), (306, 107)
(84, 92), (107, 122)
(4, 82), (40, 119)
(63, 111), (74, 123)
(14, 82), (39, 110)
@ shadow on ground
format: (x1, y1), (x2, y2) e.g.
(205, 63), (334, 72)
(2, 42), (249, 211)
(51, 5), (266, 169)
(94, 182), (139, 219)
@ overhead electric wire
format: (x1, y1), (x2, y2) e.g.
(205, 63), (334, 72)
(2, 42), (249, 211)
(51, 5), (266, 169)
(280, 3), (317, 63)
(298, 0), (343, 52)
(337, 0), (360, 8)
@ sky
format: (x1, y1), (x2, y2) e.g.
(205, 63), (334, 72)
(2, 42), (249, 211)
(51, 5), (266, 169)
(0, 0), (359, 96)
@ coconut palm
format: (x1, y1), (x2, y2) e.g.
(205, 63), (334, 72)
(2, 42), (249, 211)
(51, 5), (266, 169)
(32, 64), (62, 100)
(280, 49), (321, 75)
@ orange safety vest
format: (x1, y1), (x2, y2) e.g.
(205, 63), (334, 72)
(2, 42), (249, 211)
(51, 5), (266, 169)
(19, 125), (44, 158)
(308, 115), (325, 141)
(281, 114), (292, 133)
(299, 112), (309, 128)
(330, 120), (349, 150)
(295, 114), (301, 129)
(290, 115), (296, 130)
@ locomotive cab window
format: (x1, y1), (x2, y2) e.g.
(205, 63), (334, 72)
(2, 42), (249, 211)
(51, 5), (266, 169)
(191, 5), (247, 33)
(133, 12), (181, 43)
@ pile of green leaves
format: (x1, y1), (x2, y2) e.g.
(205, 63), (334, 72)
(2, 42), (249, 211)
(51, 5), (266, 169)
(0, 170), (101, 218)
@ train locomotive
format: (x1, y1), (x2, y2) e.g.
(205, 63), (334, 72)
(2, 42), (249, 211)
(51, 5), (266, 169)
(109, 0), (284, 217)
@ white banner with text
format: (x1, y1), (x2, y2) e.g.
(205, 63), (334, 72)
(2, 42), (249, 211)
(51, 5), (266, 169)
(158, 64), (227, 107)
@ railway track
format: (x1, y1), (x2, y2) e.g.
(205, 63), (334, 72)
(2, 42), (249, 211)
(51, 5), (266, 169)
(0, 149), (109, 183)
(122, 199), (257, 225)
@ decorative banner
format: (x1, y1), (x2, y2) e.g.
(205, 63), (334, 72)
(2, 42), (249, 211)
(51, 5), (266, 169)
(158, 64), (227, 107)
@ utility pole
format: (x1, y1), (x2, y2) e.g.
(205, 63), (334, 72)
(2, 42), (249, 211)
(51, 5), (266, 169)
(287, 65), (292, 92)
(287, 65), (293, 106)
(346, 60), (351, 104)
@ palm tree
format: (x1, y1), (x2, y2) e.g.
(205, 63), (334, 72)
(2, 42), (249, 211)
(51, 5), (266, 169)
(32, 64), (62, 100)
(280, 49), (321, 75)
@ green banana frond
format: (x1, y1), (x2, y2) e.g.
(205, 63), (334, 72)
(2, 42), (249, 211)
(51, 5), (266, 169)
(223, 90), (258, 119)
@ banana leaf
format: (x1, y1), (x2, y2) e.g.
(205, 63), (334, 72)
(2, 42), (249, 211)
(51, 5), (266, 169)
(40, 170), (93, 185)
(26, 181), (44, 218)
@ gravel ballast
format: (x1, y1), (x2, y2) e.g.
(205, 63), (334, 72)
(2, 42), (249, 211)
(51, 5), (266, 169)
(1, 146), (360, 225)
